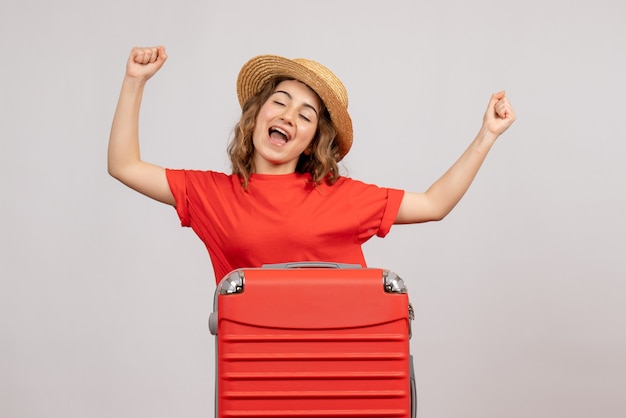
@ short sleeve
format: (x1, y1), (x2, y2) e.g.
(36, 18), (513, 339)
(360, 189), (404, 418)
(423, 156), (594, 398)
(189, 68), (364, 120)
(338, 177), (404, 242)
(377, 188), (405, 237)
(165, 169), (190, 227)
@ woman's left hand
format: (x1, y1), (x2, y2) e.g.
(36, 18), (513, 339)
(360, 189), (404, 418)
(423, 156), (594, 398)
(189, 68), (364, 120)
(482, 91), (516, 137)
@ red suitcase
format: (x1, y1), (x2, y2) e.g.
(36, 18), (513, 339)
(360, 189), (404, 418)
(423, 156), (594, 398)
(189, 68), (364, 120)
(209, 262), (416, 417)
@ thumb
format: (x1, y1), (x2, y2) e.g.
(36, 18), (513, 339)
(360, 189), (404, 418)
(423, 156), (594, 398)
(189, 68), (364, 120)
(487, 90), (505, 111)
(156, 45), (168, 64)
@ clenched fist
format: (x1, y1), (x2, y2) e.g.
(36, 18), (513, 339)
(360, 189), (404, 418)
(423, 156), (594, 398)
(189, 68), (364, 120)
(482, 91), (516, 137)
(125, 46), (168, 81)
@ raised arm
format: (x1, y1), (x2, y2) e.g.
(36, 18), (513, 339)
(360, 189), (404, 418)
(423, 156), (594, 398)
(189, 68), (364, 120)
(395, 91), (516, 224)
(108, 46), (175, 206)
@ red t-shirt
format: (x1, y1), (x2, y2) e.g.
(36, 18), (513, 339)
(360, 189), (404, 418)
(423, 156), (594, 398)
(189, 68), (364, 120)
(166, 169), (405, 282)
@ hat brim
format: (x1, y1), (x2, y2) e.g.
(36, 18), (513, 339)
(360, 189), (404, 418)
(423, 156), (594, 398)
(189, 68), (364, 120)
(236, 55), (353, 160)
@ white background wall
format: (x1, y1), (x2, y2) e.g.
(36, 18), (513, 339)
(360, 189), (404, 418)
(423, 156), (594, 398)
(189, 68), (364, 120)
(1, 1), (625, 417)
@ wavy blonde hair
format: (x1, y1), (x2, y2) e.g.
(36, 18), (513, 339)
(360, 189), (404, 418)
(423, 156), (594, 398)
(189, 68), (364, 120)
(228, 77), (341, 190)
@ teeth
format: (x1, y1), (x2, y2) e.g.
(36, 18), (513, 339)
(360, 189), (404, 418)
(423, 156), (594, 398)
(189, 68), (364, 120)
(271, 127), (287, 136)
(269, 127), (290, 141)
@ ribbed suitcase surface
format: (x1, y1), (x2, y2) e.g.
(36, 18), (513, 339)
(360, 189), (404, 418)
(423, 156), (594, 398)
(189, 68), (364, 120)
(211, 265), (413, 417)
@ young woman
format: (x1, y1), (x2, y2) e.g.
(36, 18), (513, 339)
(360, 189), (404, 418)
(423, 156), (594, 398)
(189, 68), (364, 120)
(108, 46), (516, 282)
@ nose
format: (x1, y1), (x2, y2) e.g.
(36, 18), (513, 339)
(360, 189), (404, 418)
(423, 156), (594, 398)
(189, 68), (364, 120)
(279, 106), (296, 125)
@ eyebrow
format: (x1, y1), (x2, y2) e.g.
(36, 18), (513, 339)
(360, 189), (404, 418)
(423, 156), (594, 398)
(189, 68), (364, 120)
(273, 90), (319, 116)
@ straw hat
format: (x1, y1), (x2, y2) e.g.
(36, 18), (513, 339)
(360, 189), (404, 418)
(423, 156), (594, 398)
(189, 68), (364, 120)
(236, 55), (353, 160)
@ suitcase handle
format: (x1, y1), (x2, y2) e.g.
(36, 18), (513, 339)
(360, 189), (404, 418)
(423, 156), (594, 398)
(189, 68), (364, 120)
(262, 261), (363, 269)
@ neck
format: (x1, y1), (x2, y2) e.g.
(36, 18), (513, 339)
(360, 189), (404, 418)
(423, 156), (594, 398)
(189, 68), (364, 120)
(253, 157), (299, 175)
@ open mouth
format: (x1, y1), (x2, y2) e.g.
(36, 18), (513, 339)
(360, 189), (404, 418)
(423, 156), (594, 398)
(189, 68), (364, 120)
(269, 127), (290, 144)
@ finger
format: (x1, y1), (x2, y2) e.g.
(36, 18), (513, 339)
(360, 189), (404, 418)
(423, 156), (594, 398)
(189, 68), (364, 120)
(133, 48), (149, 65)
(131, 48), (143, 64)
(148, 47), (159, 64)
(142, 48), (155, 64)
(504, 103), (516, 122)
(496, 98), (516, 121)
(156, 45), (168, 64)
(132, 47), (156, 64)
(495, 99), (508, 119)
(486, 90), (505, 113)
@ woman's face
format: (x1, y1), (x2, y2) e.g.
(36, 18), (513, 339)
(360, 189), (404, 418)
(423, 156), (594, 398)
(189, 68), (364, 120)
(252, 79), (321, 174)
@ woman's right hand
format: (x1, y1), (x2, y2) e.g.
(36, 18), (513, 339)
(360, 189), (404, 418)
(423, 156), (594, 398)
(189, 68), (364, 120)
(125, 46), (168, 81)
